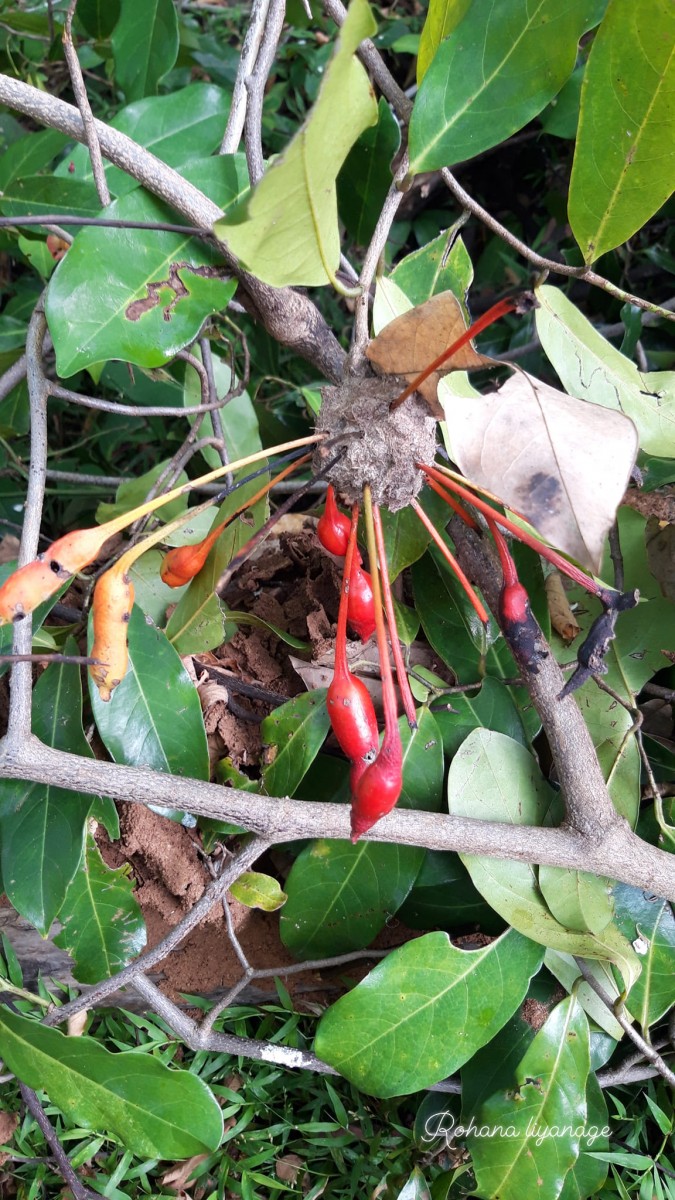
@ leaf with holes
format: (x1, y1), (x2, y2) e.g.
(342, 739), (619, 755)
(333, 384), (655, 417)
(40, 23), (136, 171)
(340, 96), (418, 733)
(569, 0), (675, 262)
(0, 1008), (223, 1158)
(215, 0), (378, 287)
(54, 835), (146, 984)
(447, 371), (638, 570)
(314, 928), (544, 1096)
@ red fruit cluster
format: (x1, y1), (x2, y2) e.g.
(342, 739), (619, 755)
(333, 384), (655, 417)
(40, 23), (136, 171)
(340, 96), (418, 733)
(316, 486), (376, 642)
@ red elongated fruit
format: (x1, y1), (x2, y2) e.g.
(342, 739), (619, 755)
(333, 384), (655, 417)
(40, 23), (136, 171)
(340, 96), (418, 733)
(350, 736), (403, 842)
(499, 580), (530, 626)
(317, 484), (351, 557)
(327, 672), (379, 763)
(347, 565), (376, 641)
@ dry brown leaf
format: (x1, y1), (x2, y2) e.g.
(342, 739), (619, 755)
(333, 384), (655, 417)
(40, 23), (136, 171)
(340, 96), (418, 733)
(161, 1153), (209, 1192)
(67, 1011), (88, 1037)
(276, 1153), (304, 1185)
(544, 571), (581, 642)
(366, 291), (489, 418)
(0, 535), (20, 565)
(0, 1110), (18, 1166)
(447, 371), (639, 570)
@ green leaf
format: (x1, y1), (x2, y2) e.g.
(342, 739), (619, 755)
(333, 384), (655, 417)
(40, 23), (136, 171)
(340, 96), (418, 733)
(0, 175), (102, 219)
(59, 86), (233, 197)
(53, 835), (146, 984)
(280, 839), (424, 959)
(46, 190), (237, 376)
(111, 0), (179, 102)
(390, 227), (474, 308)
(538, 867), (614, 935)
(182, 346), (262, 472)
(544, 950), (624, 1039)
(230, 871), (287, 912)
(470, 998), (590, 1200)
(396, 1168), (433, 1200)
(448, 730), (641, 985)
(89, 604), (209, 783)
(95, 461), (188, 525)
(614, 883), (675, 1028)
(337, 97), (400, 246)
(0, 129), (68, 191)
(397, 850), (505, 934)
(569, 0), (675, 262)
(409, 0), (601, 172)
(128, 548), (189, 625)
(540, 63), (585, 138)
(0, 1007), (223, 1158)
(536, 284), (675, 457)
(216, 0), (378, 286)
(227, 611), (310, 652)
(0, 650), (92, 933)
(417, 0), (472, 84)
(77, 0), (121, 38)
(314, 928), (543, 1097)
(559, 1074), (610, 1200)
(432, 677), (528, 758)
(374, 489), (449, 581)
(261, 689), (331, 797)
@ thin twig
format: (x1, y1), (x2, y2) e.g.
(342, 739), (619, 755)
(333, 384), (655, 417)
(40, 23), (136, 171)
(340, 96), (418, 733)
(63, 0), (110, 206)
(6, 300), (50, 749)
(43, 836), (268, 1027)
(441, 169), (675, 322)
(220, 0), (272, 154)
(244, 0), (287, 185)
(351, 150), (410, 365)
(50, 380), (239, 418)
(200, 337), (232, 477)
(19, 1084), (98, 1200)
(0, 214), (208, 233)
(574, 959), (675, 1087)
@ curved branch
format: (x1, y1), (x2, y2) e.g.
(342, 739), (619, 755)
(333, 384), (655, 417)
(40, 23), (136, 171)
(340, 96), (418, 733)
(0, 74), (347, 383)
(0, 736), (673, 899)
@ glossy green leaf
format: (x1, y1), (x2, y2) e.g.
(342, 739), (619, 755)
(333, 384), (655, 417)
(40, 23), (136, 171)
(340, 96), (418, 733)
(111, 0), (179, 102)
(0, 175), (102, 220)
(89, 604), (209, 781)
(417, 0), (471, 84)
(374, 488), (449, 581)
(165, 472), (269, 655)
(95, 461), (188, 525)
(128, 548), (189, 625)
(280, 839), (424, 959)
(53, 835), (146, 984)
(0, 129), (68, 191)
(0, 650), (92, 933)
(470, 998), (590, 1200)
(397, 850), (505, 935)
(396, 1168), (432, 1200)
(337, 97), (400, 246)
(448, 730), (641, 985)
(0, 1008), (223, 1158)
(433, 677), (528, 758)
(46, 190), (236, 376)
(261, 689), (331, 797)
(230, 871), (287, 912)
(77, 0), (121, 38)
(544, 950), (624, 1039)
(59, 86), (233, 197)
(390, 227), (474, 308)
(398, 709), (444, 811)
(569, 0), (675, 262)
(540, 63), (585, 138)
(314, 928), (544, 1096)
(409, 0), (600, 172)
(216, 0), (378, 286)
(614, 883), (675, 1028)
(559, 1073), (609, 1200)
(536, 284), (675, 457)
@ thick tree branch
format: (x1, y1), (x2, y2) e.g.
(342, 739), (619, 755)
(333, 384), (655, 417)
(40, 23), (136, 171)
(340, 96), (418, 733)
(0, 74), (346, 383)
(0, 736), (673, 899)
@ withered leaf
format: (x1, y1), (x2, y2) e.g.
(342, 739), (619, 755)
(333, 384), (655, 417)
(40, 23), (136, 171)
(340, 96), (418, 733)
(449, 371), (639, 570)
(366, 290), (490, 418)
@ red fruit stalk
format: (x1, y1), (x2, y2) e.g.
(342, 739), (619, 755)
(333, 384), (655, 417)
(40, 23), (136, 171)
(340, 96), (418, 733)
(390, 295), (524, 413)
(326, 504), (379, 773)
(411, 497), (489, 625)
(418, 463), (607, 601)
(350, 485), (403, 842)
(372, 502), (417, 729)
(317, 484), (351, 557)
